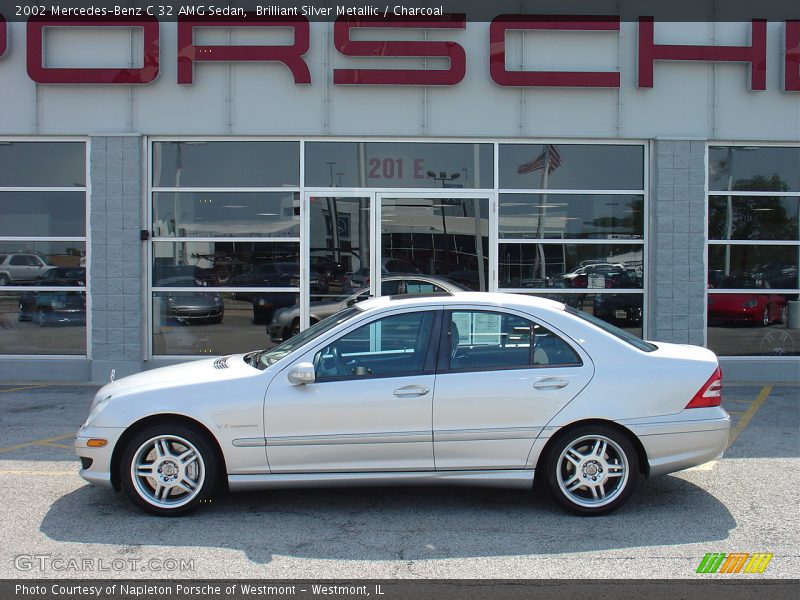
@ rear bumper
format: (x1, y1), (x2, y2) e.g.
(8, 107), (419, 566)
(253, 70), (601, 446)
(626, 409), (731, 477)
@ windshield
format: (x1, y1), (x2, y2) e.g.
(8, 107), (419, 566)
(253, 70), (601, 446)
(566, 306), (657, 352)
(256, 307), (360, 369)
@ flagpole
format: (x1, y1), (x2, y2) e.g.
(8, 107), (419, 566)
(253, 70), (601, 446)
(536, 145), (550, 280)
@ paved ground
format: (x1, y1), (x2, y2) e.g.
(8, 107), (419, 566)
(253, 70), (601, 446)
(0, 381), (797, 579)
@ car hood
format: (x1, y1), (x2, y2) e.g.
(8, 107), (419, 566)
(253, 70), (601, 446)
(96, 355), (257, 399)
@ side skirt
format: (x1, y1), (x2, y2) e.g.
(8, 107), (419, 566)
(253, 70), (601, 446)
(228, 469), (535, 492)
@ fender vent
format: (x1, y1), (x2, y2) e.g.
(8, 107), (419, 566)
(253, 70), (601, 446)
(213, 357), (230, 369)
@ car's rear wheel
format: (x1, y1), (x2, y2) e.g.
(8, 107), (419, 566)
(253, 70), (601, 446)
(0, 275), (9, 286)
(761, 307), (770, 327)
(120, 423), (217, 516)
(544, 425), (638, 516)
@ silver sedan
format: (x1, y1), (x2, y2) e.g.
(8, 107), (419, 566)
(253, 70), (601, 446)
(75, 293), (730, 516)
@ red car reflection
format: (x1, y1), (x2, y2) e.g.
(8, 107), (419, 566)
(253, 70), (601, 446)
(707, 293), (788, 327)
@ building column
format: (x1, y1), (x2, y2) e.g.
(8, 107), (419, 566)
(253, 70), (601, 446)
(650, 140), (707, 346)
(89, 136), (144, 382)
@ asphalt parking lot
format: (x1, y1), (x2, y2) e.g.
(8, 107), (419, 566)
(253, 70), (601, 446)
(0, 381), (797, 579)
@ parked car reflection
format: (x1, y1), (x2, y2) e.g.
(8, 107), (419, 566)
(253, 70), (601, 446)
(155, 279), (224, 325)
(268, 275), (467, 342)
(707, 271), (789, 327)
(18, 267), (86, 327)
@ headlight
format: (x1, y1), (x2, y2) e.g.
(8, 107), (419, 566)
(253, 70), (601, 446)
(743, 298), (758, 308)
(84, 395), (112, 427)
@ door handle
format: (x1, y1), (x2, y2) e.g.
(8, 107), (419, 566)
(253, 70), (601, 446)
(533, 378), (569, 391)
(393, 385), (430, 397)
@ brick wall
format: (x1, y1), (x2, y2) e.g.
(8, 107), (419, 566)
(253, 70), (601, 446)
(650, 140), (707, 346)
(89, 136), (143, 381)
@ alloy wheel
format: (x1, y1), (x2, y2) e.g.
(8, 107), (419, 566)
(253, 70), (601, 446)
(130, 434), (206, 510)
(555, 434), (630, 509)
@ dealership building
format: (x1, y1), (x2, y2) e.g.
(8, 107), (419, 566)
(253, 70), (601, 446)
(0, 7), (797, 383)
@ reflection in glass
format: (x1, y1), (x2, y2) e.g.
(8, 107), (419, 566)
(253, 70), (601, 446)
(305, 142), (493, 188)
(0, 192), (86, 237)
(707, 292), (797, 356)
(708, 246), (798, 290)
(499, 194), (644, 239)
(709, 147), (800, 192)
(513, 292), (643, 339)
(152, 293), (284, 356)
(0, 243), (86, 284)
(382, 197), (489, 291)
(0, 291), (86, 354)
(309, 197), (370, 302)
(708, 196), (799, 241)
(152, 141), (300, 188)
(152, 192), (299, 238)
(152, 242), (300, 287)
(499, 243), (643, 289)
(499, 144), (644, 190)
(0, 142), (85, 187)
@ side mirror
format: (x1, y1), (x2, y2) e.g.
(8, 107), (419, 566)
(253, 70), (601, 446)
(287, 362), (315, 385)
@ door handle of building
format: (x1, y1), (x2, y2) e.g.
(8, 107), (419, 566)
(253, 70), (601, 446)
(533, 378), (569, 391)
(393, 385), (430, 397)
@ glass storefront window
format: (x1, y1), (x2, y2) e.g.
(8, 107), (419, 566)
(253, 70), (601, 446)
(512, 292), (643, 339)
(499, 194), (644, 240)
(0, 291), (86, 355)
(498, 243), (643, 290)
(0, 142), (85, 187)
(709, 147), (800, 193)
(707, 146), (800, 357)
(382, 197), (490, 291)
(0, 192), (86, 237)
(499, 144), (644, 190)
(708, 196), (799, 241)
(152, 241), (300, 287)
(152, 192), (299, 238)
(305, 142), (493, 189)
(708, 246), (798, 290)
(152, 141), (300, 188)
(152, 292), (297, 355)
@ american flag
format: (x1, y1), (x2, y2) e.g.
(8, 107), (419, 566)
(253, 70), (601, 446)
(517, 144), (563, 174)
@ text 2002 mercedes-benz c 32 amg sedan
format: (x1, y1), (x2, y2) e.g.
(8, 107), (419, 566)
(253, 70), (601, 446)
(76, 293), (730, 516)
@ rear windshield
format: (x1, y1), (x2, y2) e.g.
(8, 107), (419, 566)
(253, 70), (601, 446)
(566, 307), (657, 352)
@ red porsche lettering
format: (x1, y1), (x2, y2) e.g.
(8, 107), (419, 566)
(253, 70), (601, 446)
(333, 15), (466, 85)
(177, 14), (310, 85)
(489, 14), (621, 88)
(27, 16), (159, 84)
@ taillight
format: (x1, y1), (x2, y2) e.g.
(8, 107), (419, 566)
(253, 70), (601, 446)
(685, 366), (723, 408)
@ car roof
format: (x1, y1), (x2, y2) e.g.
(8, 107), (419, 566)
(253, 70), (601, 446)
(355, 291), (566, 313)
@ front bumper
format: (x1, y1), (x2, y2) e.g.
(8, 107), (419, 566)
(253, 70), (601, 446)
(74, 425), (126, 489)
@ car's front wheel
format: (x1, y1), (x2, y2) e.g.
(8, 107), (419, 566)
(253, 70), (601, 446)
(120, 423), (218, 516)
(544, 425), (638, 516)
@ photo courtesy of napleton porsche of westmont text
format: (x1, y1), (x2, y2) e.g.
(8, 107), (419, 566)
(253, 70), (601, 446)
(0, 0), (798, 599)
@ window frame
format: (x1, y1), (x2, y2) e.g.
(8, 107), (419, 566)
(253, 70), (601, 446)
(0, 138), (89, 359)
(705, 143), (800, 358)
(436, 309), (583, 374)
(311, 308), (442, 383)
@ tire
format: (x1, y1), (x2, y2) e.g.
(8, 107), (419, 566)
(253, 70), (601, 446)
(289, 318), (301, 338)
(761, 307), (770, 327)
(120, 422), (218, 516)
(544, 424), (639, 516)
(779, 305), (788, 325)
(0, 274), (9, 286)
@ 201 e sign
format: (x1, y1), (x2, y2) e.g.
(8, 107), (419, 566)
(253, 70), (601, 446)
(368, 158), (426, 180)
